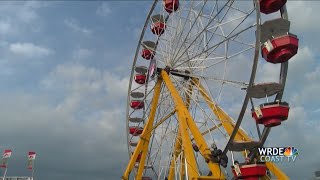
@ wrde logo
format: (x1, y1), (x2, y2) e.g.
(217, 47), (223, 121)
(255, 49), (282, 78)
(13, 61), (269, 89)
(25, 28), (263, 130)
(258, 147), (299, 163)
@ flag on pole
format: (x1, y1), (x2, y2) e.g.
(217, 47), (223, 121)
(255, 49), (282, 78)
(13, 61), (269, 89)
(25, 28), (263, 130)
(0, 149), (12, 168)
(27, 152), (36, 170)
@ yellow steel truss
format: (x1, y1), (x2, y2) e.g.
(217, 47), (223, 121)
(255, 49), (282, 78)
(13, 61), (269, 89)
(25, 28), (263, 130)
(162, 70), (225, 180)
(168, 80), (193, 180)
(168, 129), (182, 180)
(123, 71), (289, 180)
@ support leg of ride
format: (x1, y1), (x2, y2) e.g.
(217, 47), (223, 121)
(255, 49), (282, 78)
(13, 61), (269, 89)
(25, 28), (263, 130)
(175, 107), (199, 179)
(161, 70), (226, 179)
(168, 131), (182, 180)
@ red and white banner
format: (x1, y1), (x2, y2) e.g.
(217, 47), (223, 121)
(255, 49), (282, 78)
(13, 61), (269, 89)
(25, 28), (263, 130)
(0, 149), (12, 168)
(27, 151), (36, 170)
(3, 150), (12, 158)
(28, 152), (36, 160)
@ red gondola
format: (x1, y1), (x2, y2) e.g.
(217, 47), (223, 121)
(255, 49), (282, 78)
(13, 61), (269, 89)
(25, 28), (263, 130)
(134, 74), (147, 85)
(163, 0), (179, 13)
(151, 22), (166, 36)
(261, 33), (299, 64)
(129, 126), (144, 136)
(130, 100), (144, 110)
(232, 163), (267, 180)
(141, 48), (154, 60)
(260, 0), (287, 14)
(252, 102), (289, 127)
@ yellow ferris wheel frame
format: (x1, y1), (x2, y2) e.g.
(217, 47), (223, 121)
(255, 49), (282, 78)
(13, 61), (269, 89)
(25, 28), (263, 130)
(122, 70), (289, 180)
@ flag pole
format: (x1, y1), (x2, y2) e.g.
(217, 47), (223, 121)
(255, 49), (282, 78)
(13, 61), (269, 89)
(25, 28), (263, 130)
(31, 167), (34, 180)
(28, 151), (36, 180)
(3, 167), (7, 180)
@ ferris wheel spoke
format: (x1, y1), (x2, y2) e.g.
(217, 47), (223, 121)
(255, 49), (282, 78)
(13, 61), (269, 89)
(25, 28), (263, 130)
(167, 0), (191, 53)
(175, 6), (255, 68)
(150, 130), (172, 174)
(155, 123), (171, 176)
(171, 1), (210, 60)
(206, 13), (252, 32)
(178, 24), (255, 70)
(143, 110), (176, 137)
(222, 4), (247, 14)
(169, 70), (249, 88)
(165, 0), (196, 65)
(172, 0), (234, 63)
(191, 46), (255, 75)
(173, 23), (256, 69)
(225, 7), (255, 38)
(166, 16), (206, 67)
(170, 0), (204, 58)
(131, 79), (154, 92)
(172, 32), (206, 68)
(163, 124), (180, 178)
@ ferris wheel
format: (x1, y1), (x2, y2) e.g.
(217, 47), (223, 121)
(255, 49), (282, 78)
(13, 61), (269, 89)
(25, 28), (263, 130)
(122, 0), (299, 179)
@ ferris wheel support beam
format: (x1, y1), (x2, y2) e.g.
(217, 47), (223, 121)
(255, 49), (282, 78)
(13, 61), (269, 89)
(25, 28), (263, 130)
(171, 95), (199, 178)
(161, 70), (226, 180)
(168, 130), (182, 180)
(192, 78), (289, 180)
(168, 82), (193, 180)
(122, 78), (163, 180)
(140, 110), (176, 138)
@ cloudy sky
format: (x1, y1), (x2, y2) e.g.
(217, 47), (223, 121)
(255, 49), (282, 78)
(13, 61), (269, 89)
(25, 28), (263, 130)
(0, 1), (319, 180)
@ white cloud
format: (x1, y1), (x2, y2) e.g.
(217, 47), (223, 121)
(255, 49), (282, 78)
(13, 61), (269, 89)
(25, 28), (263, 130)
(42, 63), (102, 94)
(256, 62), (281, 83)
(42, 63), (129, 100)
(0, 1), (50, 37)
(9, 42), (54, 58)
(313, 108), (320, 113)
(0, 40), (8, 48)
(55, 93), (82, 114)
(103, 71), (129, 98)
(64, 18), (93, 35)
(96, 2), (112, 17)
(0, 1), (42, 23)
(18, 1), (49, 23)
(288, 46), (314, 77)
(18, 7), (38, 23)
(72, 48), (93, 59)
(0, 21), (12, 34)
(287, 1), (320, 33)
(305, 66), (320, 82)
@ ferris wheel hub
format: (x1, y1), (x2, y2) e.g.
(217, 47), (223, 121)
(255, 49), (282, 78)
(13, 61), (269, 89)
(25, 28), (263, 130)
(157, 66), (191, 80)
